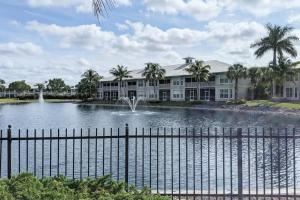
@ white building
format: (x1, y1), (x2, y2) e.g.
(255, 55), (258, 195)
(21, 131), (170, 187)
(283, 71), (299, 100)
(98, 57), (251, 102)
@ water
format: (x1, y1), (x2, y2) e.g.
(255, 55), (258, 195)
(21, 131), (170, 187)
(0, 102), (300, 194)
(38, 91), (44, 103)
(0, 102), (299, 130)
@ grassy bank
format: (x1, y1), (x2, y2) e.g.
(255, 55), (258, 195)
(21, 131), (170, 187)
(0, 98), (79, 104)
(245, 100), (300, 110)
(81, 100), (204, 107)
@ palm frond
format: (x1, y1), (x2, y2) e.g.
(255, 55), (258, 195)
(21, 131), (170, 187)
(93, 0), (115, 21)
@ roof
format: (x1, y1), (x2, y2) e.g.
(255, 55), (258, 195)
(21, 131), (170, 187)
(102, 60), (231, 82)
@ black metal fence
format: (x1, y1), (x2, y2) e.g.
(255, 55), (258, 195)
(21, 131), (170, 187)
(0, 125), (300, 199)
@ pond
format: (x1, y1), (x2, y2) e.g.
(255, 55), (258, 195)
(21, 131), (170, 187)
(0, 102), (299, 130)
(0, 102), (300, 195)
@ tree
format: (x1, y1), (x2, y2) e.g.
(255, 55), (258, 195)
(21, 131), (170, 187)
(35, 83), (46, 91)
(47, 79), (70, 94)
(0, 79), (5, 92)
(272, 56), (300, 96)
(142, 63), (166, 99)
(79, 69), (102, 98)
(250, 24), (299, 96)
(185, 60), (210, 100)
(247, 67), (262, 100)
(227, 64), (247, 100)
(92, 0), (115, 20)
(110, 65), (132, 98)
(8, 80), (31, 93)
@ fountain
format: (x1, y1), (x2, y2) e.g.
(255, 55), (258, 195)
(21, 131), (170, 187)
(39, 90), (44, 103)
(119, 96), (145, 112)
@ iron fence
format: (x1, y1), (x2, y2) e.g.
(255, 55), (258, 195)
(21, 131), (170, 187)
(0, 125), (300, 199)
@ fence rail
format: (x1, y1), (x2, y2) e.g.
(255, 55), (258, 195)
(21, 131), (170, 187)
(0, 125), (300, 199)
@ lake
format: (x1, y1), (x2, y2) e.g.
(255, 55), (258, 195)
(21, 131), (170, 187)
(0, 102), (299, 195)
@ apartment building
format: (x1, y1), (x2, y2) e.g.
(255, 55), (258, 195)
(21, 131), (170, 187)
(98, 57), (250, 102)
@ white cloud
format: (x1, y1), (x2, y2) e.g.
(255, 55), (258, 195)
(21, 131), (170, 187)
(288, 14), (300, 24)
(77, 58), (90, 66)
(0, 42), (43, 56)
(143, 0), (222, 21)
(26, 0), (131, 13)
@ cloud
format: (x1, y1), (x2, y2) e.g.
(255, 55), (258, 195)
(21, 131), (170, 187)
(288, 14), (300, 24)
(26, 0), (131, 13)
(0, 42), (43, 56)
(143, 0), (222, 21)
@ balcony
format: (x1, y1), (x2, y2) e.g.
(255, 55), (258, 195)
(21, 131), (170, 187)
(128, 85), (137, 90)
(185, 81), (215, 88)
(102, 86), (118, 91)
(159, 84), (171, 89)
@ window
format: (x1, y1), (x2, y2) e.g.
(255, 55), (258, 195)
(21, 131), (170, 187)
(149, 94), (157, 98)
(286, 88), (293, 98)
(138, 80), (143, 87)
(159, 79), (170, 84)
(295, 88), (298, 98)
(220, 76), (231, 84)
(149, 80), (156, 86)
(128, 81), (136, 86)
(173, 80), (181, 86)
(229, 89), (233, 98)
(220, 89), (229, 99)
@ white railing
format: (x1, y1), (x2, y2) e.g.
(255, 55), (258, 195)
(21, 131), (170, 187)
(159, 84), (171, 89)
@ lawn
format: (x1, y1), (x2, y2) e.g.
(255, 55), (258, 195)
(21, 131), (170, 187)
(245, 100), (300, 110)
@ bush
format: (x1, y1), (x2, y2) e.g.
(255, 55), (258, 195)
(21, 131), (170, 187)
(0, 173), (169, 200)
(226, 99), (246, 105)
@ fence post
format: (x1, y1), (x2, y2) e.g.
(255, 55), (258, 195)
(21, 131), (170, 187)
(125, 124), (129, 190)
(7, 125), (12, 179)
(237, 128), (243, 200)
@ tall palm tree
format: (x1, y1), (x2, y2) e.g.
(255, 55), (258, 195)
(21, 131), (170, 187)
(250, 24), (299, 96)
(92, 0), (115, 20)
(142, 63), (166, 99)
(0, 79), (5, 92)
(82, 69), (102, 98)
(272, 56), (300, 96)
(185, 60), (210, 100)
(110, 65), (132, 98)
(247, 67), (262, 100)
(227, 64), (247, 100)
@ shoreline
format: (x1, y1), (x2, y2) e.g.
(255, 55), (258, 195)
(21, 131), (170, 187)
(77, 101), (300, 117)
(0, 99), (80, 105)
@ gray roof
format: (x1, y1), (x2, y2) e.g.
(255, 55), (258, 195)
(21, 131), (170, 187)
(102, 60), (231, 82)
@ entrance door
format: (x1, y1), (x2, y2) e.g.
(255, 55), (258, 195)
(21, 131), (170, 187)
(190, 91), (195, 101)
(162, 92), (167, 101)
(204, 90), (210, 101)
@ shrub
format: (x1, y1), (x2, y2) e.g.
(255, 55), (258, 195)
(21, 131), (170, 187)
(226, 99), (246, 105)
(0, 173), (170, 200)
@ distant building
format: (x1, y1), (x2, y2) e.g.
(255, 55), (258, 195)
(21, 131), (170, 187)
(98, 57), (250, 102)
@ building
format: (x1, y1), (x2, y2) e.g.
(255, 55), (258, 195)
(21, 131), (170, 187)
(282, 70), (300, 101)
(98, 57), (251, 102)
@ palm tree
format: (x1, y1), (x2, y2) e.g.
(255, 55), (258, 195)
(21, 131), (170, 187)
(272, 56), (300, 96)
(250, 24), (299, 96)
(82, 69), (102, 98)
(227, 64), (247, 100)
(185, 60), (210, 100)
(110, 65), (132, 98)
(142, 63), (166, 99)
(0, 79), (5, 92)
(92, 0), (115, 20)
(247, 67), (262, 100)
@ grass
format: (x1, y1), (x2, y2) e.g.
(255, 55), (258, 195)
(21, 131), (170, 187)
(245, 100), (300, 110)
(0, 98), (78, 104)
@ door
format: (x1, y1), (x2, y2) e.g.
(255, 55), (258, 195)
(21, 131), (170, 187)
(190, 91), (195, 101)
(162, 92), (167, 101)
(205, 90), (210, 101)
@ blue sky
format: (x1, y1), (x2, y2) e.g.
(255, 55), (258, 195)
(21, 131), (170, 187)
(0, 0), (300, 86)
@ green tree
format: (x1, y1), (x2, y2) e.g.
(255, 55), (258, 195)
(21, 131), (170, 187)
(110, 65), (132, 98)
(250, 24), (299, 96)
(227, 64), (247, 100)
(247, 67), (262, 100)
(47, 79), (70, 94)
(272, 56), (300, 96)
(78, 69), (102, 98)
(35, 83), (46, 91)
(0, 79), (5, 92)
(142, 63), (166, 99)
(8, 80), (31, 93)
(185, 60), (210, 100)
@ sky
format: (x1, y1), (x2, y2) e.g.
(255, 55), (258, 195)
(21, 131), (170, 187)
(0, 0), (300, 86)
